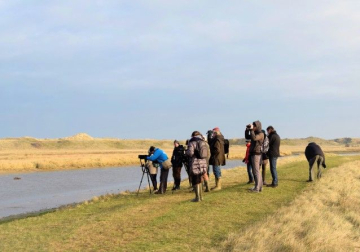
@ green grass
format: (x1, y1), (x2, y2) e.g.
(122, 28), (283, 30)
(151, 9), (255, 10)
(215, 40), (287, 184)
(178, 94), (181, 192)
(0, 155), (360, 251)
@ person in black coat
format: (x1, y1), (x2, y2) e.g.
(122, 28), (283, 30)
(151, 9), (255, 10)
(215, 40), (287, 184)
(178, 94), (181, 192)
(266, 126), (281, 187)
(305, 142), (327, 182)
(171, 140), (185, 190)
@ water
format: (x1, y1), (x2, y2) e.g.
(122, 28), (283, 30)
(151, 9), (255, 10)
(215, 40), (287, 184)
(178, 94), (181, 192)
(0, 160), (244, 219)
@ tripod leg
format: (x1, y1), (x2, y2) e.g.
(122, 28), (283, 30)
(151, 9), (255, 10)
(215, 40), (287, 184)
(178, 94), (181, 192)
(137, 170), (146, 196)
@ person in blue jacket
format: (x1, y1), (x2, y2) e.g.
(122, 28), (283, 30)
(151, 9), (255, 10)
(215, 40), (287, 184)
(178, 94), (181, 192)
(147, 146), (171, 194)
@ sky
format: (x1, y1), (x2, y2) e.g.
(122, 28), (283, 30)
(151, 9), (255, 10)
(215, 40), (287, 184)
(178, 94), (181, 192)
(1, 0), (359, 140)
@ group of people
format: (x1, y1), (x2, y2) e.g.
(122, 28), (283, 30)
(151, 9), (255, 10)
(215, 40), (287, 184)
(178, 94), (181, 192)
(145, 127), (226, 201)
(144, 120), (327, 201)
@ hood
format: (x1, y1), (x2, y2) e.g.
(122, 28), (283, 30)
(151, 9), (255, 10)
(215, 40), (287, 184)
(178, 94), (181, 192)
(214, 133), (225, 144)
(253, 120), (262, 132)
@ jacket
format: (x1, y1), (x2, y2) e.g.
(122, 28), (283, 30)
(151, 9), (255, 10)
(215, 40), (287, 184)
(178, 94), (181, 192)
(147, 148), (169, 169)
(305, 142), (326, 167)
(245, 120), (264, 155)
(243, 142), (251, 164)
(171, 145), (185, 167)
(267, 130), (281, 158)
(186, 136), (208, 175)
(209, 133), (226, 166)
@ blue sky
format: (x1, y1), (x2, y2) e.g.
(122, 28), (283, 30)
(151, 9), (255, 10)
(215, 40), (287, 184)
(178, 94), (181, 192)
(1, 1), (359, 140)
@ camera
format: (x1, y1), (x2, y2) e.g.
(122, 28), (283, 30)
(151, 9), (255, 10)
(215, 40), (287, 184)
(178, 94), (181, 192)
(138, 154), (148, 160)
(246, 124), (252, 129)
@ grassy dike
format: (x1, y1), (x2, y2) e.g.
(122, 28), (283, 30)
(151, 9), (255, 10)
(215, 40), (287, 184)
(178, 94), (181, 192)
(0, 155), (359, 251)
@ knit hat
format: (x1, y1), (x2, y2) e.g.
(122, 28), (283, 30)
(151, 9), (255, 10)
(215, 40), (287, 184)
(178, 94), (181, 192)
(148, 146), (156, 153)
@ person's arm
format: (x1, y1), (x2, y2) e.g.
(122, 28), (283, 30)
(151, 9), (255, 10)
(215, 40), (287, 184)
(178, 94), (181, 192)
(212, 140), (221, 155)
(147, 150), (161, 162)
(186, 141), (195, 157)
(245, 129), (251, 140)
(250, 131), (263, 141)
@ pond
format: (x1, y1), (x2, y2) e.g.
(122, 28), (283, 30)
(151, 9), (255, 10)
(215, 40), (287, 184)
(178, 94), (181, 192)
(0, 160), (244, 219)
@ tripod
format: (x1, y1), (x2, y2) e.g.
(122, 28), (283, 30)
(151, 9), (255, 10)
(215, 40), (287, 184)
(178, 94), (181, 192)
(137, 158), (152, 195)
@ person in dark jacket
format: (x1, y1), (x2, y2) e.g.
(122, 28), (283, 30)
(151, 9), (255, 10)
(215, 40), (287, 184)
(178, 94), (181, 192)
(266, 126), (281, 187)
(245, 121), (264, 193)
(209, 127), (226, 191)
(305, 142), (327, 182)
(171, 140), (185, 191)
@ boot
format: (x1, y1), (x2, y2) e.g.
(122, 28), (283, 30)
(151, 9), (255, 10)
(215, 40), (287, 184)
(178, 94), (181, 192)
(211, 178), (218, 190)
(204, 180), (210, 192)
(262, 167), (267, 185)
(191, 184), (200, 202)
(212, 177), (222, 191)
(155, 183), (164, 194)
(199, 183), (204, 201)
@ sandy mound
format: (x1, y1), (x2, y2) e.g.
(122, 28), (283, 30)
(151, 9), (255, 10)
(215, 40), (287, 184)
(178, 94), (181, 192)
(62, 133), (94, 141)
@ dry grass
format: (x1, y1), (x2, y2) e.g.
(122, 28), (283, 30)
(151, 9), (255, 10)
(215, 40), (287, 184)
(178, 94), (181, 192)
(220, 160), (360, 252)
(1, 135), (359, 173)
(1, 155), (360, 251)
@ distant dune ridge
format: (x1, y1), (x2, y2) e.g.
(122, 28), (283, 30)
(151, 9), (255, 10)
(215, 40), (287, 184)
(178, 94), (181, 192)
(0, 132), (359, 150)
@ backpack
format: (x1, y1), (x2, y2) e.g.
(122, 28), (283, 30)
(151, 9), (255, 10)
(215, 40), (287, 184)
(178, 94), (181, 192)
(195, 139), (208, 159)
(224, 139), (230, 158)
(261, 135), (269, 154)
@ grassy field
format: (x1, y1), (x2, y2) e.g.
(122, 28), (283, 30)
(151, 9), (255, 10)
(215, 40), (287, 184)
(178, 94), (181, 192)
(1, 134), (359, 173)
(0, 154), (359, 251)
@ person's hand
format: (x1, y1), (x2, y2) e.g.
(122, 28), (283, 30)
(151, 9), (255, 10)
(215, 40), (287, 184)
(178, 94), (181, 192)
(242, 158), (245, 163)
(322, 163), (327, 169)
(250, 124), (254, 130)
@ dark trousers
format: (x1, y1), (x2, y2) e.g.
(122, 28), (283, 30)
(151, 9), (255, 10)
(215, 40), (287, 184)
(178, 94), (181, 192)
(149, 174), (157, 190)
(159, 168), (169, 193)
(269, 156), (278, 185)
(172, 166), (182, 187)
(247, 162), (254, 182)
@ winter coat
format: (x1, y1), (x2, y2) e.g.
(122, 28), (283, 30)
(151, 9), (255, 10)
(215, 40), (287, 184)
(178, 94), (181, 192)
(209, 133), (226, 166)
(171, 145), (185, 167)
(268, 130), (281, 158)
(186, 136), (208, 175)
(146, 148), (169, 169)
(305, 142), (327, 167)
(243, 142), (251, 164)
(245, 120), (264, 155)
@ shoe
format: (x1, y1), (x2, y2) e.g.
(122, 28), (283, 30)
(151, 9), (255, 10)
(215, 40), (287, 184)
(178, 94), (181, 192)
(267, 184), (278, 188)
(249, 189), (259, 193)
(306, 180), (313, 182)
(263, 181), (268, 185)
(172, 186), (180, 191)
(247, 180), (254, 184)
(154, 190), (163, 194)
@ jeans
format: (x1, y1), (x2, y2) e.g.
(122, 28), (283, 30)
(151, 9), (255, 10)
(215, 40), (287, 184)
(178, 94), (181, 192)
(247, 161), (254, 182)
(269, 156), (278, 185)
(212, 165), (221, 179)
